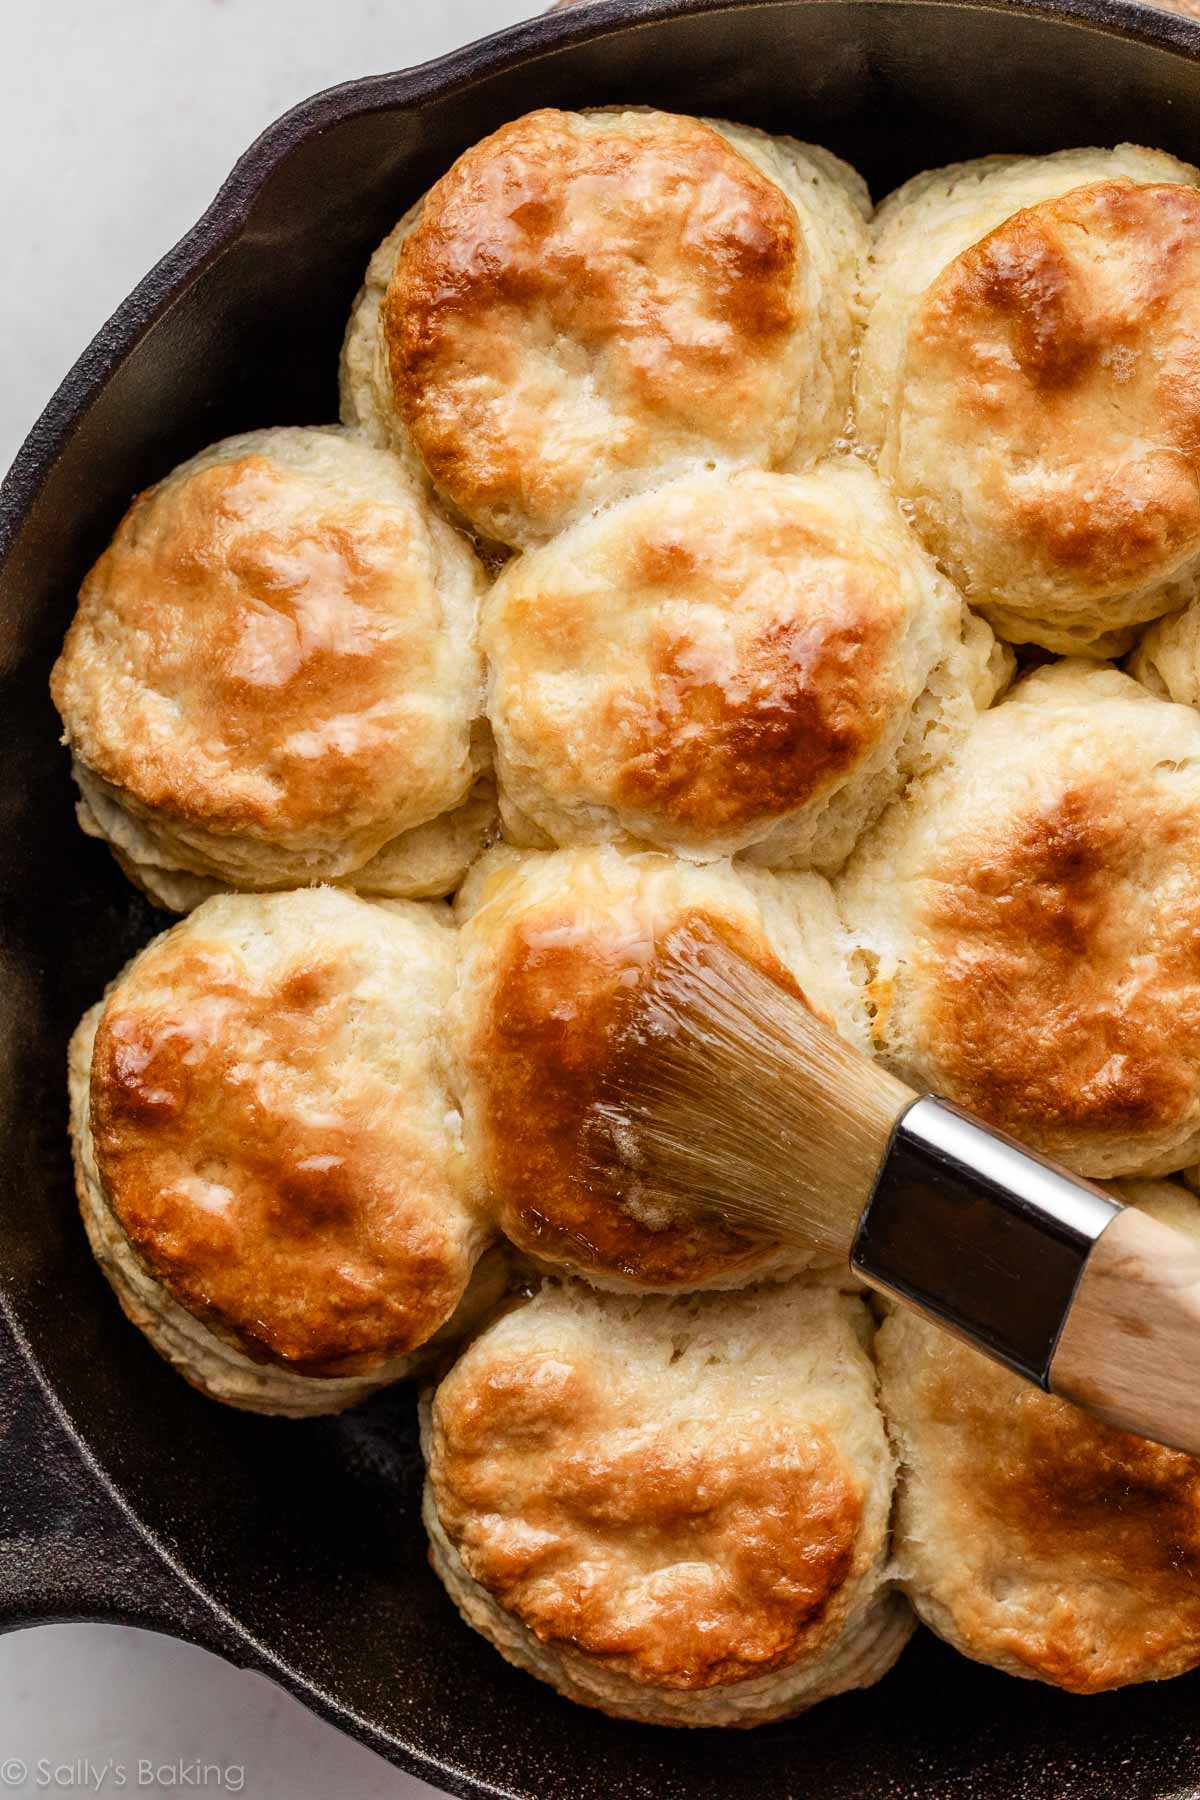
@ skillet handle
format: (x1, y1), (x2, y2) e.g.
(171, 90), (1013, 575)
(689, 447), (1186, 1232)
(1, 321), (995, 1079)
(0, 1306), (232, 1649)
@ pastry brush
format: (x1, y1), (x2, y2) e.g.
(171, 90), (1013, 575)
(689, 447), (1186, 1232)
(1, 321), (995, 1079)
(584, 922), (1200, 1457)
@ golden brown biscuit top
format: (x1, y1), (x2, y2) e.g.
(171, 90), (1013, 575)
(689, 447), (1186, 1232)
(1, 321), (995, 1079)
(52, 434), (481, 856)
(471, 907), (795, 1287)
(457, 851), (821, 1287)
(905, 181), (1200, 596)
(912, 765), (1200, 1171)
(385, 109), (807, 545)
(430, 1315), (863, 1689)
(89, 895), (476, 1374)
(485, 471), (906, 851)
(897, 1324), (1200, 1691)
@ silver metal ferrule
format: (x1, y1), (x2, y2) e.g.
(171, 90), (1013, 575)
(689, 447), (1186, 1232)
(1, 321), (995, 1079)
(851, 1094), (1120, 1387)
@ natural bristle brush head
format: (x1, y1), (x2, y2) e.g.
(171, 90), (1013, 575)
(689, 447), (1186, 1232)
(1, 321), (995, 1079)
(582, 920), (916, 1262)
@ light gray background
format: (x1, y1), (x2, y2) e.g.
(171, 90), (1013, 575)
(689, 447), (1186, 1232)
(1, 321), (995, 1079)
(0, 4), (539, 1797)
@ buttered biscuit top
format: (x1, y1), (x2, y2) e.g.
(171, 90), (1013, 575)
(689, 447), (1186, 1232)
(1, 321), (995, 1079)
(839, 661), (1200, 1179)
(422, 1278), (909, 1726)
(51, 426), (489, 907)
(341, 108), (870, 547)
(453, 844), (859, 1291)
(70, 889), (490, 1400)
(484, 461), (1010, 869)
(858, 145), (1200, 654)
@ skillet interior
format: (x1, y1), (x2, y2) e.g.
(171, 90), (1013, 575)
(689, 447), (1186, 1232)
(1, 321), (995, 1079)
(4, 2), (1200, 1793)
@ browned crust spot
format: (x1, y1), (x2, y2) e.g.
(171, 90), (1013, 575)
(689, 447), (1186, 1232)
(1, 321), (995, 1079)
(468, 910), (805, 1285)
(433, 1347), (862, 1688)
(919, 1346), (1200, 1691)
(918, 783), (1200, 1155)
(91, 948), (469, 1373)
(53, 456), (435, 840)
(913, 181), (1200, 588)
(385, 110), (803, 532)
(604, 518), (895, 831)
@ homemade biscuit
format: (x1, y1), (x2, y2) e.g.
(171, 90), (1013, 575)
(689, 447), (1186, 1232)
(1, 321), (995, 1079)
(52, 427), (489, 907)
(484, 460), (1012, 868)
(1131, 598), (1200, 707)
(839, 660), (1200, 1179)
(422, 1278), (911, 1725)
(69, 889), (495, 1415)
(453, 844), (863, 1289)
(341, 108), (869, 547)
(857, 146), (1200, 654)
(879, 1179), (1200, 1693)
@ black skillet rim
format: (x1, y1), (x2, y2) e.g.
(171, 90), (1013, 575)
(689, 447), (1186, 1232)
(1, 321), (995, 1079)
(4, 0), (1200, 1793)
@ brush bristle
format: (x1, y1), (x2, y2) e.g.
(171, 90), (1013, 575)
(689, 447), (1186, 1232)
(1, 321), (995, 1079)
(582, 924), (916, 1260)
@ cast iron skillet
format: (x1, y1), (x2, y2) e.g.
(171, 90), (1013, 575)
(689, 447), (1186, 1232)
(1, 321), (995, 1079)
(4, 2), (1200, 1793)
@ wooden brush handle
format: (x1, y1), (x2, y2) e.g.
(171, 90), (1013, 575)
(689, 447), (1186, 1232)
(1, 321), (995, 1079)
(1050, 1208), (1200, 1456)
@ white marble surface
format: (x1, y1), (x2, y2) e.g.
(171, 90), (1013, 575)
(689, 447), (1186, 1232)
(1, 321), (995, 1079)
(0, 5), (541, 1796)
(0, 0), (538, 475)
